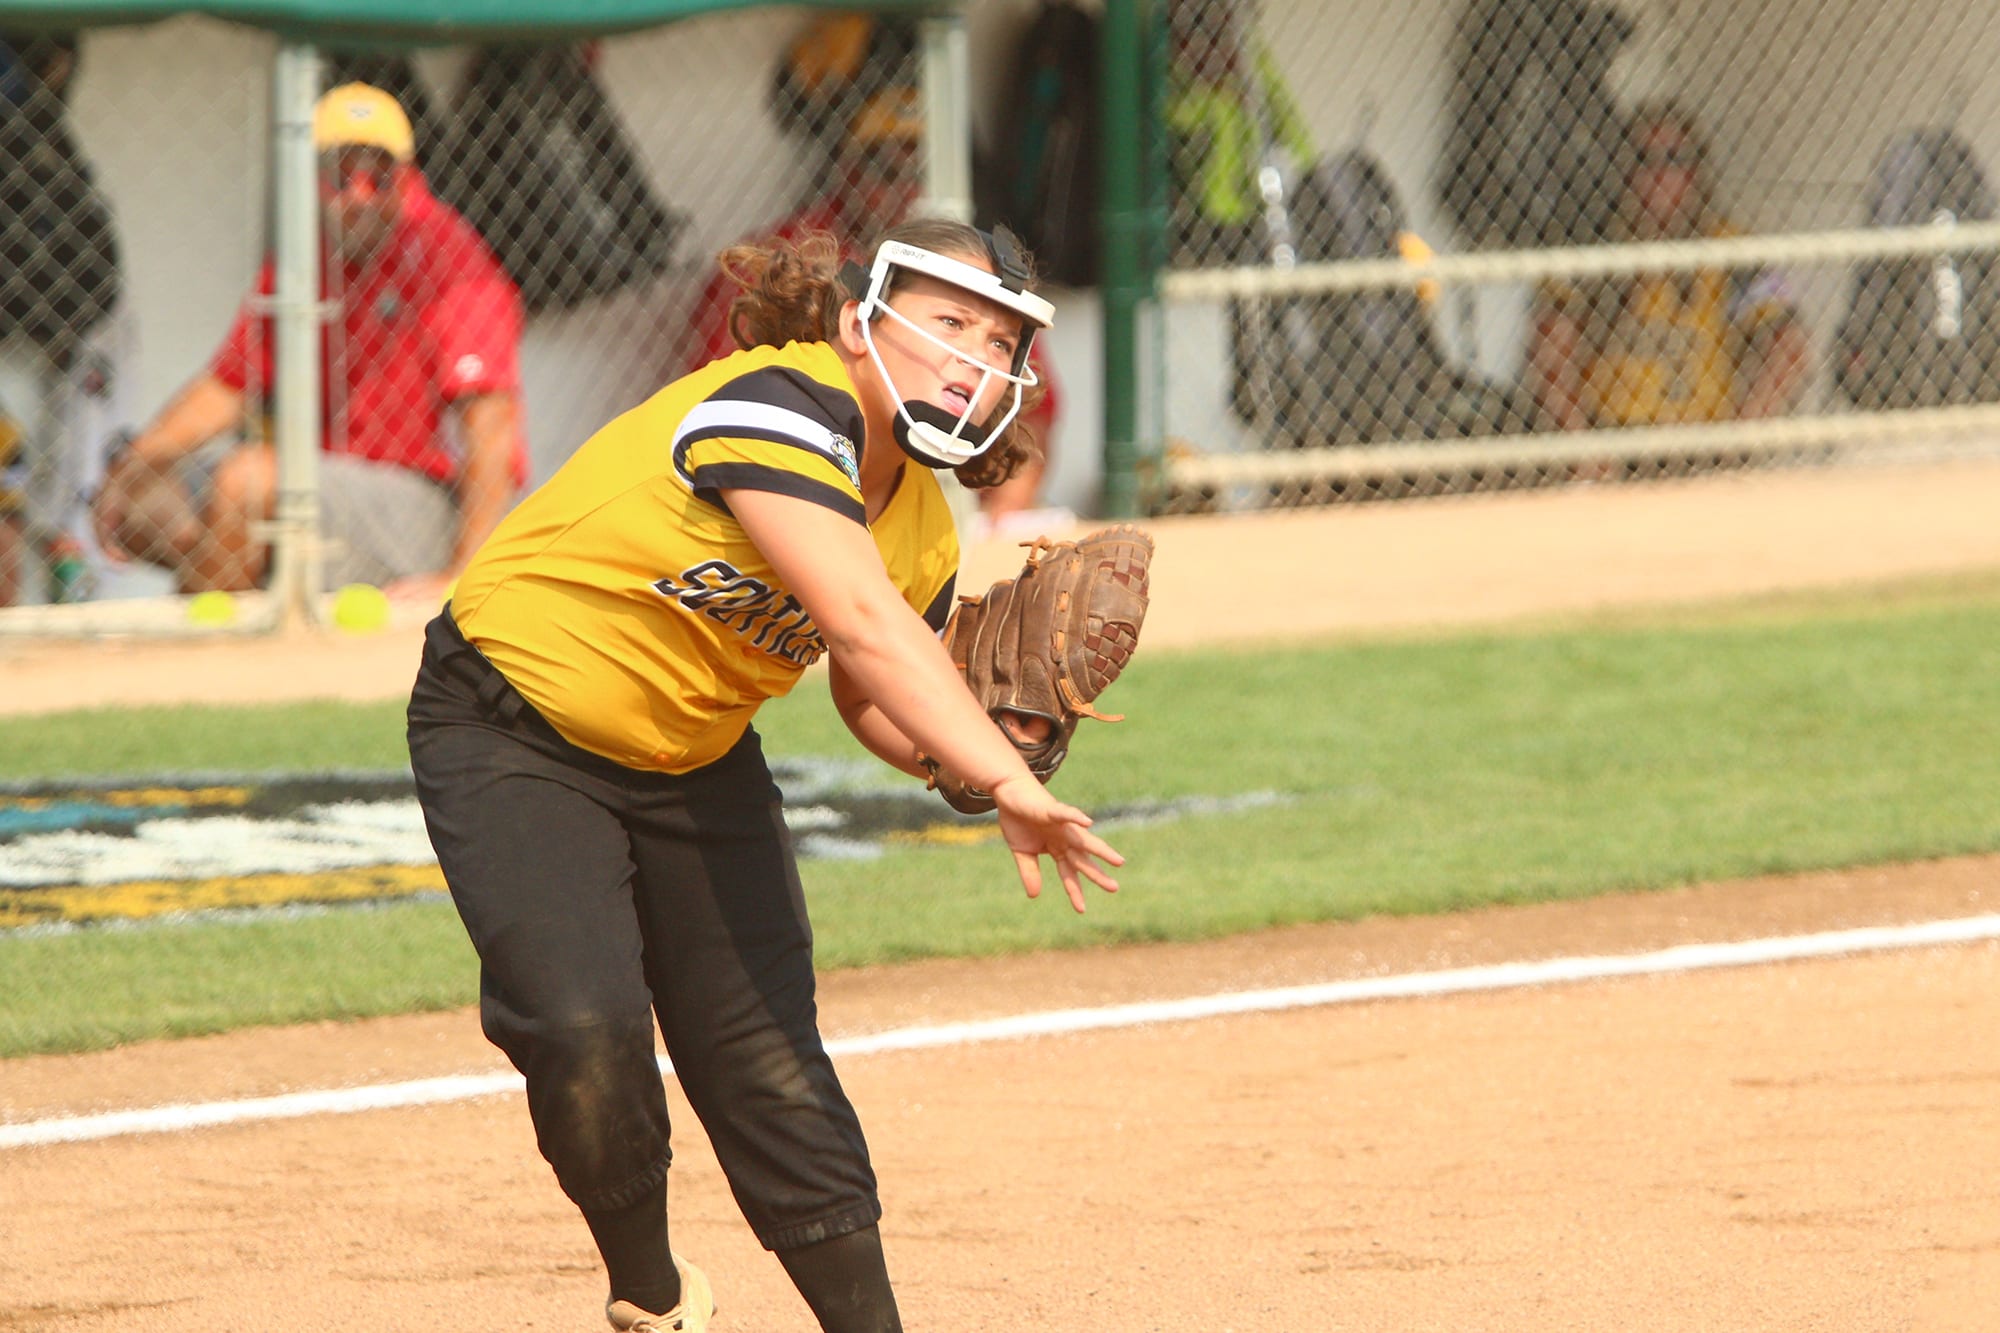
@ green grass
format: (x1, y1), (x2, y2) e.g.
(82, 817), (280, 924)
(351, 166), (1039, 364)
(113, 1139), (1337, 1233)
(0, 700), (415, 781)
(3, 573), (1999, 1056)
(0, 902), (474, 1054)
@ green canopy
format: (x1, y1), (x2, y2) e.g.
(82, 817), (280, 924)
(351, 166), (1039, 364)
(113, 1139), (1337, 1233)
(0, 0), (942, 43)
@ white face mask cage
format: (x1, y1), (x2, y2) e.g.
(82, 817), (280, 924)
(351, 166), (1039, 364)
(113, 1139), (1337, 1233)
(853, 239), (1055, 469)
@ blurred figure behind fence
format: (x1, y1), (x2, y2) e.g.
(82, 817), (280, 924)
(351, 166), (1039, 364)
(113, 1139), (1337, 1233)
(91, 81), (527, 602)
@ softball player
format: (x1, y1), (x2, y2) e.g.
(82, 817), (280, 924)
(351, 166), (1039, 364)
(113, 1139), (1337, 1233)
(407, 217), (1122, 1333)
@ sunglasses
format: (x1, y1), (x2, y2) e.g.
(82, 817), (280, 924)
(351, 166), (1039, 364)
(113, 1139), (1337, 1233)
(846, 138), (920, 175)
(1636, 143), (1700, 170)
(318, 155), (400, 200)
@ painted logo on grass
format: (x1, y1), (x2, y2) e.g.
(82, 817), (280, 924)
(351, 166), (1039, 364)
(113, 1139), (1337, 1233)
(0, 767), (1284, 931)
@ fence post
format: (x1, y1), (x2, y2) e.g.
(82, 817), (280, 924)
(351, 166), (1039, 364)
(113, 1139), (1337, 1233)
(919, 15), (974, 224)
(1100, 0), (1155, 517)
(269, 41), (323, 627)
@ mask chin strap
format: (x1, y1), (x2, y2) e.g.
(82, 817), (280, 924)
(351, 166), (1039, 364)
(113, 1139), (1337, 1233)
(875, 321), (1036, 468)
(893, 394), (1011, 468)
(842, 237), (1048, 470)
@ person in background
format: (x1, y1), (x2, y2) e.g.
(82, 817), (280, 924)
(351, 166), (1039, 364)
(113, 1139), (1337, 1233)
(679, 84), (923, 378)
(91, 82), (527, 602)
(0, 29), (125, 606)
(1162, 0), (1315, 266)
(1526, 101), (1811, 432)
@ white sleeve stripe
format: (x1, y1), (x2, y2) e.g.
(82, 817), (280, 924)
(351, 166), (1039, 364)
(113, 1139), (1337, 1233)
(670, 400), (851, 491)
(675, 400), (840, 457)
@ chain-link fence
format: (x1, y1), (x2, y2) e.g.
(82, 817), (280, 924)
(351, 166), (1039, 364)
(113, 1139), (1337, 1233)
(0, 8), (938, 634)
(1154, 0), (2000, 513)
(1, 21), (262, 623)
(13, 0), (2000, 630)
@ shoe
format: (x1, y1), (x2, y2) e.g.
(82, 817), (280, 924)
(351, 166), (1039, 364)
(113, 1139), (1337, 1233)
(605, 1252), (715, 1331)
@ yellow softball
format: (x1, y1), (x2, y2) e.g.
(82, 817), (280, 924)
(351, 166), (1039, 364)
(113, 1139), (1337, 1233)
(185, 589), (238, 628)
(331, 582), (390, 635)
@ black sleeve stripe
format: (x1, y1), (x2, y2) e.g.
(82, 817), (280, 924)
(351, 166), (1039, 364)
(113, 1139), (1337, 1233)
(701, 364), (869, 472)
(673, 423), (857, 490)
(695, 463), (867, 526)
(922, 574), (957, 633)
(710, 365), (866, 435)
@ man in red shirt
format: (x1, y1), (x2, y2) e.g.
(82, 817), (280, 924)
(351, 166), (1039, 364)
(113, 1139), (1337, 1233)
(92, 82), (526, 601)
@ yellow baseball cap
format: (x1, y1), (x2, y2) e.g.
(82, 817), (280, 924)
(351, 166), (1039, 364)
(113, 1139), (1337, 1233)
(848, 86), (923, 146)
(313, 82), (414, 162)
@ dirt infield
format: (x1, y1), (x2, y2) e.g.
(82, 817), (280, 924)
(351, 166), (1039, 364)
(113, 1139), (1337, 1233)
(5, 458), (2000, 1331)
(10, 455), (2000, 715)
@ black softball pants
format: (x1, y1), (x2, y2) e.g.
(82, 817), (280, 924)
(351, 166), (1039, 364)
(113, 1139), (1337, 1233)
(406, 610), (883, 1252)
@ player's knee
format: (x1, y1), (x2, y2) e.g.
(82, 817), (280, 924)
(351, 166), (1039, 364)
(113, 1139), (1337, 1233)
(510, 1013), (673, 1205)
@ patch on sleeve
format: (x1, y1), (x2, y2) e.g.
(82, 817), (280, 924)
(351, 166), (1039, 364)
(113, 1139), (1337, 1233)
(670, 367), (867, 494)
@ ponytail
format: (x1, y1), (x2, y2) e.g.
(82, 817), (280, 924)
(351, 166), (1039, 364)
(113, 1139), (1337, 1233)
(717, 230), (851, 354)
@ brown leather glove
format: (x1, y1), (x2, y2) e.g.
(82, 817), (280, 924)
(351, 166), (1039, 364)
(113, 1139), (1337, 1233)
(923, 524), (1154, 814)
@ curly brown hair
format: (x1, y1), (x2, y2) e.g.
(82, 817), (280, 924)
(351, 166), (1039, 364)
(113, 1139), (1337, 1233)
(714, 217), (1049, 490)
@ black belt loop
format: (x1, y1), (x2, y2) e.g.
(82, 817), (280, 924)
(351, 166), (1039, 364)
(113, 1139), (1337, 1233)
(474, 668), (528, 725)
(428, 606), (529, 727)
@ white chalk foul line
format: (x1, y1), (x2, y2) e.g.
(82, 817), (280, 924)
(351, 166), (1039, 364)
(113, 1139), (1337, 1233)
(7, 913), (1998, 1150)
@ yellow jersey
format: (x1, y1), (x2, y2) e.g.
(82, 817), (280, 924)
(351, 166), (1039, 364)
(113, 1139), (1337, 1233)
(1542, 223), (1794, 427)
(451, 341), (959, 773)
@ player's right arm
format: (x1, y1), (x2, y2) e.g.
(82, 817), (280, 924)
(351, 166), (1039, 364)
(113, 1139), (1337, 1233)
(727, 486), (1122, 911)
(730, 484), (1023, 790)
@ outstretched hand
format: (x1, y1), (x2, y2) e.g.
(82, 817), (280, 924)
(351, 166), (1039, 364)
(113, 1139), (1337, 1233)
(990, 774), (1123, 913)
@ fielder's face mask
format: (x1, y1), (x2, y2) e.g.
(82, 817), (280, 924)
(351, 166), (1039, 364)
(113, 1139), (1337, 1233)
(844, 230), (1056, 469)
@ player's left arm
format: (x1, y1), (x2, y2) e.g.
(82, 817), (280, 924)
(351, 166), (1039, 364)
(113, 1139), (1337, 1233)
(829, 655), (926, 778)
(829, 572), (957, 777)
